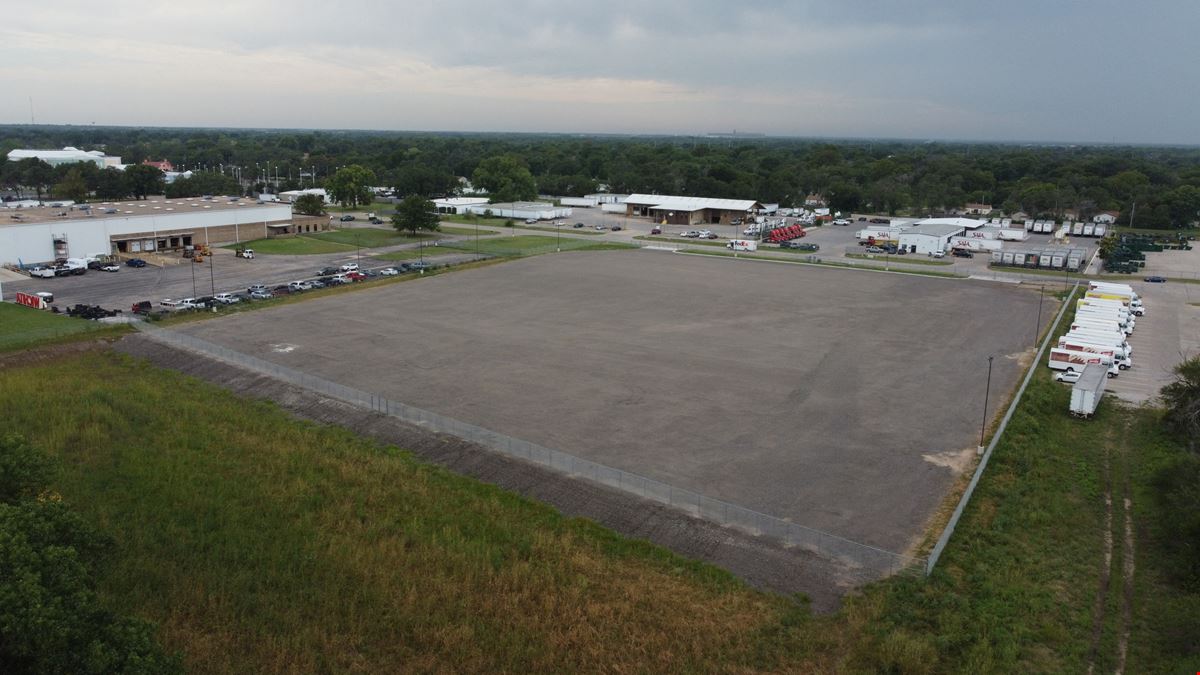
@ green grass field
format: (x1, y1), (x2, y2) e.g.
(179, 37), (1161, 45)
(0, 303), (127, 352)
(0, 316), (1194, 671)
(437, 225), (501, 237)
(310, 227), (433, 248)
(373, 247), (448, 261)
(441, 235), (634, 257)
(223, 236), (356, 255)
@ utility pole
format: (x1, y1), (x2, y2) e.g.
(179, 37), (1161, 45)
(979, 356), (994, 454)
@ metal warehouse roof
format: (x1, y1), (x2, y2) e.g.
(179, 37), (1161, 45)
(899, 223), (967, 238)
(624, 194), (760, 211)
(1, 196), (282, 226)
(914, 217), (984, 229)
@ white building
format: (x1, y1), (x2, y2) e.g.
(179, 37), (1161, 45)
(7, 147), (121, 168)
(433, 197), (490, 214)
(585, 193), (627, 204)
(1093, 212), (1118, 224)
(560, 196), (598, 207)
(897, 222), (967, 254)
(0, 198), (293, 266)
(463, 201), (571, 221)
(279, 188), (331, 204)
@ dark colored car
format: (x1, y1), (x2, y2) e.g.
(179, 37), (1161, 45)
(408, 261), (434, 271)
(857, 216), (867, 221)
(339, 215), (356, 222)
(317, 267), (338, 276)
(573, 222), (585, 228)
(650, 226), (662, 235)
(1143, 275), (1167, 283)
(369, 217), (384, 225)
(781, 241), (819, 251)
(611, 224), (623, 231)
(131, 300), (153, 315)
(126, 258), (147, 268)
(271, 285), (292, 297)
(951, 248), (974, 258)
(869, 217), (891, 224)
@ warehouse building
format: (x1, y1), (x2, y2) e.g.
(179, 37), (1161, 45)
(462, 201), (572, 221)
(897, 221), (967, 255)
(623, 194), (761, 225)
(0, 197), (302, 266)
(7, 147), (122, 168)
(433, 197), (490, 214)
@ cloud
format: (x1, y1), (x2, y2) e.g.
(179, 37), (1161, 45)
(0, 1), (1197, 142)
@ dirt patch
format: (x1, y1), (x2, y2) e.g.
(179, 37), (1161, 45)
(113, 333), (882, 613)
(921, 447), (976, 474)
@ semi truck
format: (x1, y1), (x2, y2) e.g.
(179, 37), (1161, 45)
(1070, 364), (1108, 419)
(1048, 347), (1119, 377)
(1055, 337), (1132, 369)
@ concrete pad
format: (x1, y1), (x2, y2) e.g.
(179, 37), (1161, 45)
(176, 250), (1043, 553)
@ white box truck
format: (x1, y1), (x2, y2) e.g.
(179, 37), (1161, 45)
(1056, 338), (1132, 369)
(1077, 299), (1136, 320)
(1088, 282), (1141, 301)
(1064, 330), (1131, 354)
(1070, 364), (1108, 418)
(726, 239), (758, 252)
(1080, 297), (1143, 317)
(1048, 347), (1116, 374)
(1076, 307), (1134, 329)
(1085, 289), (1142, 309)
(1071, 317), (1132, 336)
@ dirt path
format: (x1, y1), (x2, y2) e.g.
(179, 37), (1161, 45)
(1086, 419), (1137, 675)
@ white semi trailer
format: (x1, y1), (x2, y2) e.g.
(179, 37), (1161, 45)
(1070, 364), (1108, 418)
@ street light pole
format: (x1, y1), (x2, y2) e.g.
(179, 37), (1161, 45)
(979, 355), (994, 453)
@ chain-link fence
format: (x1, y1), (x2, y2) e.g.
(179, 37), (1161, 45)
(136, 323), (923, 576)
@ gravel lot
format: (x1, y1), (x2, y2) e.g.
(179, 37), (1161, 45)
(174, 249), (1041, 554)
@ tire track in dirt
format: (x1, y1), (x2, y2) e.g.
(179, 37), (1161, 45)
(1085, 441), (1114, 675)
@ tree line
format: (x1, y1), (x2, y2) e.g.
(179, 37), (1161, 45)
(2, 125), (1199, 228)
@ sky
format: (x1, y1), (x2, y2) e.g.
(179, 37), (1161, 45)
(1, 1), (1197, 144)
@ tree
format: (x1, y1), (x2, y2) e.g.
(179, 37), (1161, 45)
(123, 164), (164, 199)
(1161, 355), (1200, 453)
(15, 158), (54, 201)
(472, 155), (537, 203)
(391, 195), (440, 237)
(0, 435), (181, 674)
(52, 167), (89, 203)
(293, 193), (326, 216)
(93, 168), (129, 200)
(327, 165), (376, 208)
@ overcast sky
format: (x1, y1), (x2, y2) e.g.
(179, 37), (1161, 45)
(1, 1), (1197, 144)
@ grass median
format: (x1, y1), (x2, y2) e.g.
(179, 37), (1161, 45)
(0, 303), (130, 352)
(441, 235), (635, 257)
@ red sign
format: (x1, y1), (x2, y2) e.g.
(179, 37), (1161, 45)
(14, 292), (46, 309)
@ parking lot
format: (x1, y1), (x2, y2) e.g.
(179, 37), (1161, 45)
(0, 242), (479, 312)
(1103, 275), (1200, 404)
(173, 249), (1041, 553)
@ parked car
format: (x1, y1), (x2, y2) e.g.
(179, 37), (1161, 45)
(339, 215), (356, 222)
(928, 250), (945, 258)
(339, 262), (359, 272)
(271, 285), (291, 297)
(832, 218), (852, 226)
(369, 217), (384, 225)
(214, 293), (240, 305)
(865, 246), (886, 253)
(525, 218), (538, 224)
(308, 279), (327, 289)
(593, 224), (605, 231)
(573, 222), (585, 228)
(287, 281), (311, 292)
(680, 230), (699, 238)
(869, 217), (891, 224)
(698, 230), (717, 239)
(126, 258), (147, 268)
(611, 224), (623, 231)
(100, 264), (120, 272)
(650, 226), (662, 235)
(894, 247), (907, 255)
(857, 216), (867, 221)
(247, 284), (269, 295)
(330, 274), (351, 284)
(408, 260), (434, 271)
(317, 267), (339, 276)
(951, 248), (974, 258)
(1054, 370), (1082, 384)
(380, 267), (400, 276)
(782, 242), (819, 251)
(160, 299), (182, 309)
(1143, 276), (1167, 283)
(250, 290), (273, 300)
(347, 272), (367, 281)
(131, 301), (153, 315)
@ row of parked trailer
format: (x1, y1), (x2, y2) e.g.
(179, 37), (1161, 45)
(1022, 220), (1108, 237)
(1046, 282), (1146, 418)
(990, 246), (1089, 271)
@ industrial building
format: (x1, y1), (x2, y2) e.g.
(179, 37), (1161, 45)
(623, 194), (762, 225)
(6, 147), (122, 168)
(897, 221), (968, 255)
(433, 197), (490, 214)
(462, 201), (572, 221)
(0, 197), (302, 266)
(278, 188), (331, 204)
